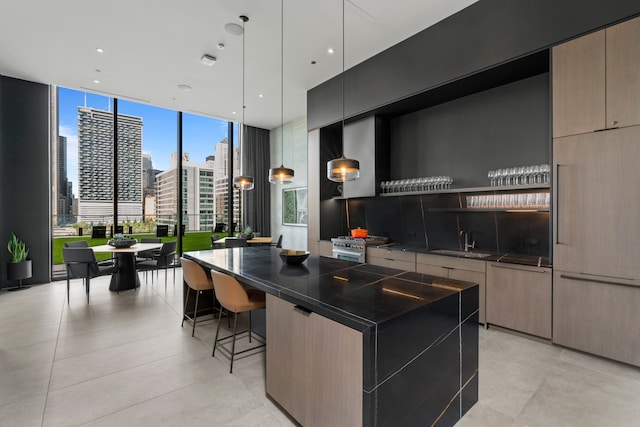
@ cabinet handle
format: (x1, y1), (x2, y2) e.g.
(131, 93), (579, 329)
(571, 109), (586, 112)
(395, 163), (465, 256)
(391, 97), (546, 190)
(491, 264), (547, 273)
(555, 163), (566, 245)
(293, 305), (313, 316)
(560, 274), (637, 289)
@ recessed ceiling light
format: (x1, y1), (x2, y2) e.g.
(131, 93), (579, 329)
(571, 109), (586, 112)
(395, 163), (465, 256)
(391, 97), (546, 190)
(177, 84), (192, 91)
(327, 48), (334, 54)
(259, 94), (264, 98)
(96, 48), (104, 53)
(311, 60), (317, 65)
(232, 111), (236, 115)
(218, 43), (225, 50)
(93, 79), (100, 84)
(201, 54), (217, 66)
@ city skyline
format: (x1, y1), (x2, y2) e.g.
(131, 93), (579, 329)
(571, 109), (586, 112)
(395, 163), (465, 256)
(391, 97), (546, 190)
(58, 87), (237, 195)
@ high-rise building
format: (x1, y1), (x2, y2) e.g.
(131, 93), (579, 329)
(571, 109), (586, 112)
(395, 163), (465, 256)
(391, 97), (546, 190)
(77, 107), (143, 223)
(155, 140), (239, 232)
(56, 135), (71, 224)
(213, 138), (240, 229)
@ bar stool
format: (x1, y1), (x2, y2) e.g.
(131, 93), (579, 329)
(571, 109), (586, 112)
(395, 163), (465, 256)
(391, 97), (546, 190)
(210, 269), (266, 373)
(180, 258), (215, 337)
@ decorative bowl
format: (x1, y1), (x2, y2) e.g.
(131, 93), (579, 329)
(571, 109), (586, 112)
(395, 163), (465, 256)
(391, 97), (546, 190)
(108, 238), (137, 248)
(279, 250), (310, 265)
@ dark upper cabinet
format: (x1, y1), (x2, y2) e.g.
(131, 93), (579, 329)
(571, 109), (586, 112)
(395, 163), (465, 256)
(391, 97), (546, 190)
(307, 0), (640, 131)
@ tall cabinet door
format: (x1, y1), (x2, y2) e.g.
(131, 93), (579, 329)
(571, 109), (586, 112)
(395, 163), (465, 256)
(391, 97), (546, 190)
(553, 126), (640, 280)
(606, 15), (640, 129)
(552, 30), (606, 137)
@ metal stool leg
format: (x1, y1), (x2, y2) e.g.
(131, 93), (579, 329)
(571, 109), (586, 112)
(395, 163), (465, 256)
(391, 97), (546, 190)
(230, 312), (238, 373)
(192, 291), (200, 337)
(212, 307), (224, 357)
(181, 287), (190, 327)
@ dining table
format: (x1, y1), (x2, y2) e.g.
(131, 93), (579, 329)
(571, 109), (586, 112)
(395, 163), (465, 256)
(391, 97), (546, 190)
(213, 236), (273, 246)
(91, 242), (164, 291)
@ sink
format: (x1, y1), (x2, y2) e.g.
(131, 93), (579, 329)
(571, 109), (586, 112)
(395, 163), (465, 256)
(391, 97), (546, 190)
(430, 249), (493, 259)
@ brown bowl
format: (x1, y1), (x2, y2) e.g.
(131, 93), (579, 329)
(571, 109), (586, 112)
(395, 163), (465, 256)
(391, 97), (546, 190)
(279, 250), (310, 265)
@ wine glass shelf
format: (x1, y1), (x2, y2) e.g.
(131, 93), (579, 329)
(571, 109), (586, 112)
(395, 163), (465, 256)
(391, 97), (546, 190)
(378, 183), (549, 197)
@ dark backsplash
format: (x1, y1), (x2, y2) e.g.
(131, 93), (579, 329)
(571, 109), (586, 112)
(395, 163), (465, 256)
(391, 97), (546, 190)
(342, 194), (549, 257)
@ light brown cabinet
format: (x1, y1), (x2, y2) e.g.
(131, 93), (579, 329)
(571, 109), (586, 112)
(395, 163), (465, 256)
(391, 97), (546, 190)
(367, 247), (416, 271)
(416, 253), (486, 324)
(552, 15), (640, 137)
(486, 262), (552, 339)
(553, 126), (640, 281)
(553, 271), (640, 366)
(266, 294), (363, 426)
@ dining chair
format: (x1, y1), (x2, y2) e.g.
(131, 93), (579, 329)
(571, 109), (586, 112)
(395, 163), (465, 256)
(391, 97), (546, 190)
(271, 234), (283, 248)
(210, 234), (221, 249)
(136, 240), (177, 285)
(224, 238), (248, 248)
(210, 269), (266, 373)
(62, 247), (118, 304)
(136, 237), (161, 261)
(180, 257), (215, 337)
(64, 240), (115, 267)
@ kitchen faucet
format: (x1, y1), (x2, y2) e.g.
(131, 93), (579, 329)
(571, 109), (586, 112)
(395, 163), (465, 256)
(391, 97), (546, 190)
(459, 230), (476, 252)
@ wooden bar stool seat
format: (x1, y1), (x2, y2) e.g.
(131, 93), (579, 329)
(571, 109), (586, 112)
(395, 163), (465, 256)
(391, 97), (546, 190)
(210, 269), (266, 373)
(180, 257), (215, 337)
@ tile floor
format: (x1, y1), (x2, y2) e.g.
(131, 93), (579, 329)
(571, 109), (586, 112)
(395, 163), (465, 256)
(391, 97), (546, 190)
(1, 271), (639, 426)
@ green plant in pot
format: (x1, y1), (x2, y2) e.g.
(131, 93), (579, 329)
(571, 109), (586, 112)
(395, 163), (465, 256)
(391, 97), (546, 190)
(238, 226), (254, 240)
(7, 233), (32, 290)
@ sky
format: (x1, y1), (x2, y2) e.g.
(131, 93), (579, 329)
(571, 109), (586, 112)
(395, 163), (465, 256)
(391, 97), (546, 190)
(58, 87), (237, 195)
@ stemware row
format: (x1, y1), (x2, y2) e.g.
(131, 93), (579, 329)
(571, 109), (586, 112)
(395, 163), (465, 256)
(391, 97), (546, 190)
(380, 176), (453, 193)
(488, 164), (550, 187)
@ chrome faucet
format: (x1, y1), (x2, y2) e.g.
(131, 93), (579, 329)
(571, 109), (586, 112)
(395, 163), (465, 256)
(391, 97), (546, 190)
(459, 230), (476, 252)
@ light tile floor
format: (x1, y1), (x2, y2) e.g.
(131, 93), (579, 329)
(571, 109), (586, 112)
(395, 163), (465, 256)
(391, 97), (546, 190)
(1, 271), (640, 426)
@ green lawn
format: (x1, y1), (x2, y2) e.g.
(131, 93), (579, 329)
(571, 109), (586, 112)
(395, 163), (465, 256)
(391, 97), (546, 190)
(53, 231), (228, 265)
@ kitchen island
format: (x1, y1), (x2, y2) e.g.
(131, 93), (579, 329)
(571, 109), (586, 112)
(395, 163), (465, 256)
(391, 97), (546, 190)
(184, 247), (478, 426)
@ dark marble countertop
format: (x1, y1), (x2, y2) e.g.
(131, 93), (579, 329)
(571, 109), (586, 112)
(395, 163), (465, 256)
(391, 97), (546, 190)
(183, 247), (477, 331)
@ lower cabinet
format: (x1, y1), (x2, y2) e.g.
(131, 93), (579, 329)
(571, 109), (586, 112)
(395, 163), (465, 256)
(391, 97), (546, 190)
(486, 263), (552, 339)
(553, 271), (640, 366)
(367, 247), (416, 271)
(416, 254), (486, 324)
(266, 294), (363, 426)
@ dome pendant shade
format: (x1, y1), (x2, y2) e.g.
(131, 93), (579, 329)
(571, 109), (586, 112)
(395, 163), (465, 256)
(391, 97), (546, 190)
(233, 175), (254, 191)
(327, 157), (360, 182)
(269, 165), (295, 184)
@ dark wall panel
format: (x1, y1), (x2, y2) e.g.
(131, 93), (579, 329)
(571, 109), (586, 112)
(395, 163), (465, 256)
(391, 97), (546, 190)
(389, 74), (549, 188)
(0, 76), (51, 286)
(308, 0), (640, 129)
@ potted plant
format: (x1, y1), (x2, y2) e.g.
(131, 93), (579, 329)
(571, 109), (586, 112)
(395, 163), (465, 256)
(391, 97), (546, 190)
(7, 233), (32, 290)
(238, 226), (254, 240)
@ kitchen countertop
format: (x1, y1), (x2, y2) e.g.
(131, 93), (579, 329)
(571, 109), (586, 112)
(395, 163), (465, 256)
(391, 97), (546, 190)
(183, 246), (478, 331)
(369, 243), (551, 268)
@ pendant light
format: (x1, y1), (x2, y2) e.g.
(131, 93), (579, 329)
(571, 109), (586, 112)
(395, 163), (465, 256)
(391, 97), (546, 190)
(327, 0), (360, 182)
(269, 0), (295, 184)
(233, 15), (254, 191)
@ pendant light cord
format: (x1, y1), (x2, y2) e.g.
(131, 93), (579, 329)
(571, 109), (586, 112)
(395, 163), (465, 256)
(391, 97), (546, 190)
(340, 0), (346, 159)
(280, 0), (284, 167)
(241, 16), (246, 172)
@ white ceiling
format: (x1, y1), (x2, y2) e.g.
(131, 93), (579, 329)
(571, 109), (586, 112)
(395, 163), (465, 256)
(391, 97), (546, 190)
(0, 0), (477, 130)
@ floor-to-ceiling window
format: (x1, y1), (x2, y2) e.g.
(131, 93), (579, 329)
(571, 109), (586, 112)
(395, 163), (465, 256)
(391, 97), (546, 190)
(182, 113), (239, 235)
(52, 88), (236, 272)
